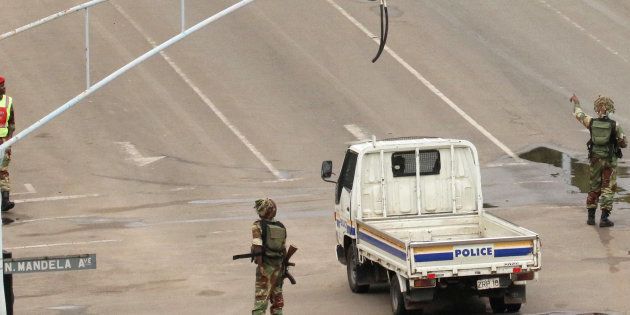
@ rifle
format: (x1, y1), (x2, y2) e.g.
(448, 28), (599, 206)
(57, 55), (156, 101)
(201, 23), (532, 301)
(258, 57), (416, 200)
(232, 251), (262, 262)
(283, 245), (298, 285)
(232, 245), (298, 285)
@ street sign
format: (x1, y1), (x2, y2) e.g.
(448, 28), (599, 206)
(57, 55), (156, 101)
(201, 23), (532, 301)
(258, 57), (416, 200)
(3, 254), (96, 274)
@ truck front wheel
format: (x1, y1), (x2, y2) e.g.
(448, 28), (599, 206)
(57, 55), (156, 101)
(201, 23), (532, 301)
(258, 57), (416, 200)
(346, 243), (369, 293)
(389, 275), (407, 315)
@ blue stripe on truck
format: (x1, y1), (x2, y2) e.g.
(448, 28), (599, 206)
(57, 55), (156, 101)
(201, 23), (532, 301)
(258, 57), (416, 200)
(494, 247), (532, 257)
(414, 252), (454, 262)
(358, 231), (406, 260)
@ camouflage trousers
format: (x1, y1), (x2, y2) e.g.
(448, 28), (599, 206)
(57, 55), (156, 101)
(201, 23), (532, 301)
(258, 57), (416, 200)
(0, 146), (10, 192)
(587, 157), (617, 212)
(252, 262), (284, 315)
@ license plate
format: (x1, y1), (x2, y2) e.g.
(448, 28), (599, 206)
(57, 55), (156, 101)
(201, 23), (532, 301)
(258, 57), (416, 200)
(477, 278), (501, 290)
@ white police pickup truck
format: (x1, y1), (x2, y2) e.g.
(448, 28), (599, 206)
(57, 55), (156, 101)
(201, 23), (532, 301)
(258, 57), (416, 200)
(321, 137), (541, 314)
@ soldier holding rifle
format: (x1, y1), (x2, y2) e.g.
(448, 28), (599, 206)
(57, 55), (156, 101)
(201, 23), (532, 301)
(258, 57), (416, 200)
(233, 198), (297, 315)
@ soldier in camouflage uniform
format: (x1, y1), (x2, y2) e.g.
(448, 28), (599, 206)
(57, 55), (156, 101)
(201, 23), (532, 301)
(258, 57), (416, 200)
(251, 198), (286, 315)
(0, 76), (15, 212)
(570, 94), (626, 227)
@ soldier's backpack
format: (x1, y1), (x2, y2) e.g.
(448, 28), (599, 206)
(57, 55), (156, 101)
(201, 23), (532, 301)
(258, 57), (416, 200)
(589, 117), (621, 159)
(260, 220), (286, 260)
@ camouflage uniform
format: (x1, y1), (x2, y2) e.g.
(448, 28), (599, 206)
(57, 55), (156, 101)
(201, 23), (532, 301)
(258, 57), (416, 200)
(573, 96), (627, 225)
(252, 199), (286, 315)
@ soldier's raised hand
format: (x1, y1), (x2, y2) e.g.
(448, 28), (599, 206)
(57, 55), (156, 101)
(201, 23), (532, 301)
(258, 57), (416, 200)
(569, 94), (580, 105)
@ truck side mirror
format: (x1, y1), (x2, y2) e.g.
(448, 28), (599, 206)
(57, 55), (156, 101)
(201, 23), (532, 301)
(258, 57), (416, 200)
(321, 160), (336, 183)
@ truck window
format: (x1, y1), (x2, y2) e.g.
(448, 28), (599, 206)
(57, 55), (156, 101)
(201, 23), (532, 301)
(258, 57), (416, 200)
(335, 151), (358, 204)
(391, 150), (440, 177)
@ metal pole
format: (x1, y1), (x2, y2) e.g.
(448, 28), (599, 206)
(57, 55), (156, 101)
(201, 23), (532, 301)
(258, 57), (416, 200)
(85, 8), (91, 89)
(181, 0), (186, 33)
(0, 0), (254, 153)
(0, 0), (108, 41)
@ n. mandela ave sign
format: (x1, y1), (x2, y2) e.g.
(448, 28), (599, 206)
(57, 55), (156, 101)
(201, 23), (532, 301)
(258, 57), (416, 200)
(3, 254), (96, 274)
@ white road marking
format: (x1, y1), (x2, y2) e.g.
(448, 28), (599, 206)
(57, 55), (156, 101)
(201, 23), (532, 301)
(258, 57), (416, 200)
(515, 180), (555, 184)
(12, 183), (37, 196)
(539, 0), (629, 63)
(344, 124), (369, 140)
(24, 183), (36, 193)
(13, 215), (93, 224)
(485, 162), (529, 168)
(262, 177), (303, 183)
(326, 0), (520, 161)
(111, 2), (287, 181)
(5, 239), (120, 250)
(14, 194), (99, 204)
(115, 141), (165, 167)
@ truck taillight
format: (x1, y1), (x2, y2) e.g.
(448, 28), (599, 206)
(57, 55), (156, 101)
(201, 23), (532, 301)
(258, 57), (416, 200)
(427, 273), (436, 279)
(515, 271), (535, 281)
(512, 267), (522, 273)
(413, 278), (436, 288)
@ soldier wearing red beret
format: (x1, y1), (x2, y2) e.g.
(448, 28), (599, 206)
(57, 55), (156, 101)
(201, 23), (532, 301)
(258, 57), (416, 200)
(0, 76), (15, 212)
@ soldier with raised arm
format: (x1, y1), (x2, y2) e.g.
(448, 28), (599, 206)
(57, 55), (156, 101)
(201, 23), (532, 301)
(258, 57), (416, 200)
(570, 94), (626, 227)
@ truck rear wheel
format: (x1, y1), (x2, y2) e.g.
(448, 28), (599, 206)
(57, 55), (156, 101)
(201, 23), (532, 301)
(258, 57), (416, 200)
(489, 297), (505, 313)
(506, 303), (521, 313)
(490, 297), (521, 313)
(389, 275), (407, 315)
(346, 243), (369, 293)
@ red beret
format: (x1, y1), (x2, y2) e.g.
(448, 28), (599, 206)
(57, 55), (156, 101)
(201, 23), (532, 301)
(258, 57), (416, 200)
(0, 76), (4, 84)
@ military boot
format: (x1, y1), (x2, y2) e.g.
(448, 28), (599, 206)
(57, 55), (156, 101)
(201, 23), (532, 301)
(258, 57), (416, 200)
(587, 208), (596, 225)
(599, 210), (614, 227)
(1, 191), (14, 212)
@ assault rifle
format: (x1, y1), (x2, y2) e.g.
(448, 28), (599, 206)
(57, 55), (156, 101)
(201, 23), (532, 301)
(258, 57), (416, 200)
(283, 245), (298, 285)
(232, 245), (298, 285)
(232, 251), (262, 262)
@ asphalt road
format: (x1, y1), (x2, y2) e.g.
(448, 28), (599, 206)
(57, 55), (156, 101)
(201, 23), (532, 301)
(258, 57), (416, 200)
(1, 0), (630, 314)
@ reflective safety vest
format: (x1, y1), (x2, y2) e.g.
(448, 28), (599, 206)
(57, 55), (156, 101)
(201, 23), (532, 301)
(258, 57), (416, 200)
(0, 95), (12, 138)
(589, 117), (616, 159)
(260, 220), (286, 261)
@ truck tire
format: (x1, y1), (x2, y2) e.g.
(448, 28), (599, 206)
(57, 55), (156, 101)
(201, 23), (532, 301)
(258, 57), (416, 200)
(346, 243), (369, 293)
(389, 275), (407, 315)
(489, 297), (506, 313)
(506, 303), (521, 313)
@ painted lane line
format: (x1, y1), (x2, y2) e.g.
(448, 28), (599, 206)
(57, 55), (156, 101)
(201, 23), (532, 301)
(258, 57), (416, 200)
(539, 0), (629, 63)
(5, 239), (120, 250)
(326, 0), (520, 161)
(344, 124), (369, 140)
(12, 183), (37, 196)
(515, 180), (555, 184)
(188, 193), (318, 205)
(24, 183), (36, 193)
(115, 141), (165, 167)
(14, 194), (100, 204)
(111, 2), (287, 181)
(13, 215), (93, 224)
(485, 162), (529, 168)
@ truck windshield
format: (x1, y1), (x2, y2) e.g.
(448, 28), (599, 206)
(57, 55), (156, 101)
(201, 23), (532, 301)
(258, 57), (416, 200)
(336, 150), (358, 204)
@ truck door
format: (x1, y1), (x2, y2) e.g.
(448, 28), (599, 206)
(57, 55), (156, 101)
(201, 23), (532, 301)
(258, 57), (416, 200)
(336, 150), (358, 241)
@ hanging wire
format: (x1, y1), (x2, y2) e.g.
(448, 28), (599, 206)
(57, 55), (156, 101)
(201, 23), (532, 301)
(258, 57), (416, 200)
(372, 0), (388, 63)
